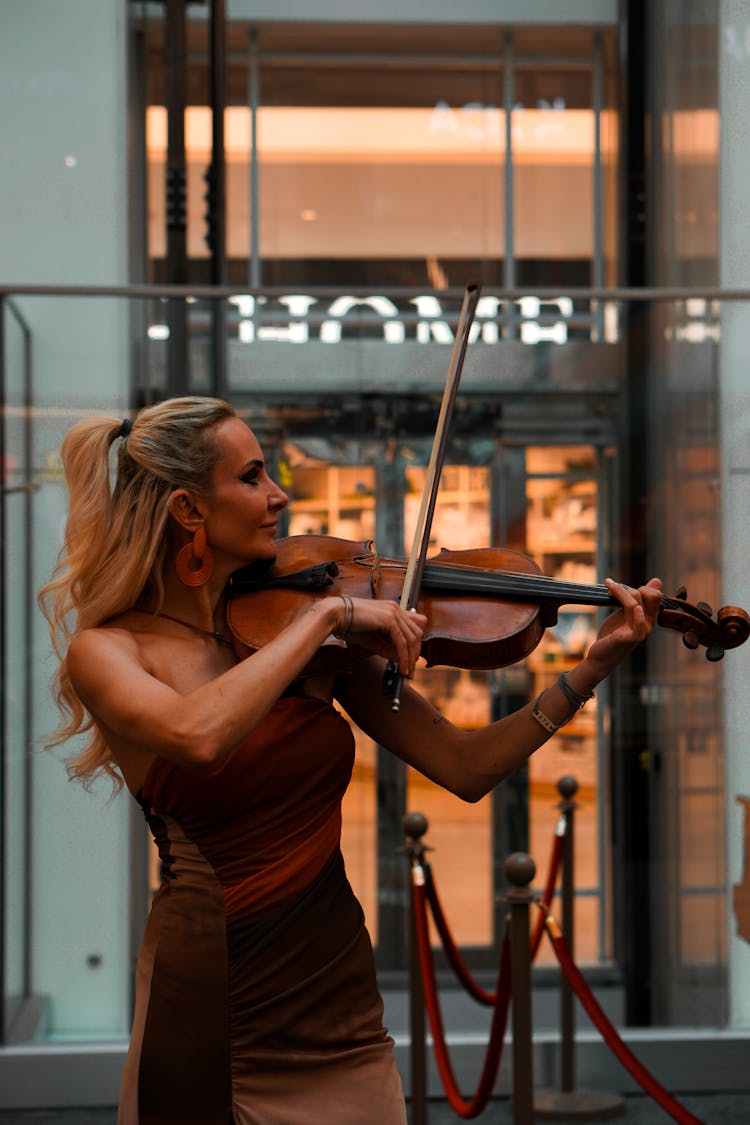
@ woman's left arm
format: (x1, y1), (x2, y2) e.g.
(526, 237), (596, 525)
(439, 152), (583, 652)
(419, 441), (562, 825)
(336, 577), (662, 803)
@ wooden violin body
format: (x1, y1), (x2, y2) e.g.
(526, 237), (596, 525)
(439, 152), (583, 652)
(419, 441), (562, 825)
(227, 535), (750, 672)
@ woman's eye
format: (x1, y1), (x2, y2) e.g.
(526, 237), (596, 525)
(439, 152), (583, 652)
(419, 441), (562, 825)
(241, 471), (260, 486)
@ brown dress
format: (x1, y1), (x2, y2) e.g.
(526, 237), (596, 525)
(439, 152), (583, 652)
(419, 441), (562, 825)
(117, 695), (406, 1125)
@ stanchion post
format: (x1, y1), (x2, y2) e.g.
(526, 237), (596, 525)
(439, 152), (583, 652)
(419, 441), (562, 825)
(535, 776), (624, 1121)
(505, 851), (537, 1125)
(402, 812), (430, 1125)
(559, 774), (577, 1094)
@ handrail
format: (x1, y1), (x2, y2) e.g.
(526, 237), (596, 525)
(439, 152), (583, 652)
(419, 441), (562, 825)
(2, 282), (750, 300)
(5, 299), (33, 336)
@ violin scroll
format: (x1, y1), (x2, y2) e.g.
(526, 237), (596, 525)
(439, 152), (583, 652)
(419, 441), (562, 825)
(667, 587), (750, 661)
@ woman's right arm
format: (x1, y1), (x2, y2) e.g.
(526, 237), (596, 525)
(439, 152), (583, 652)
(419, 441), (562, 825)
(66, 595), (424, 767)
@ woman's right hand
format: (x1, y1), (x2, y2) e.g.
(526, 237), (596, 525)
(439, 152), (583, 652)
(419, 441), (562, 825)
(336, 595), (426, 678)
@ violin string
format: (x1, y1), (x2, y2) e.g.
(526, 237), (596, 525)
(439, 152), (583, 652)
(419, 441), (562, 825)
(419, 566), (713, 623)
(659, 595), (712, 621)
(420, 564), (614, 606)
(346, 554), (713, 622)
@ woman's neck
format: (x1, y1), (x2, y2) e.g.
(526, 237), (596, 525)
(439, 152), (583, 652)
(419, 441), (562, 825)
(157, 545), (233, 633)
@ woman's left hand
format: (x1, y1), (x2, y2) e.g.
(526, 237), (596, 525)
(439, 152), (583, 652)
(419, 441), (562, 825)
(585, 576), (663, 676)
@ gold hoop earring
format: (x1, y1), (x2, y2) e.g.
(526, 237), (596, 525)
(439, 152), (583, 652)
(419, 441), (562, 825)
(175, 525), (215, 587)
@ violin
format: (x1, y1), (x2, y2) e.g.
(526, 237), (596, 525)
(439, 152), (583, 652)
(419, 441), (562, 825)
(227, 534), (750, 673)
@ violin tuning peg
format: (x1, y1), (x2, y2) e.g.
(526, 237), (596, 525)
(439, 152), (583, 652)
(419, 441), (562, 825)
(706, 643), (725, 662)
(675, 586), (688, 601)
(682, 630), (700, 651)
(697, 601), (714, 618)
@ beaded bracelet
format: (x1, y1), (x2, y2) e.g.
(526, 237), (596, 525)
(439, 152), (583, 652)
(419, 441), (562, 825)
(531, 670), (594, 737)
(557, 670), (594, 710)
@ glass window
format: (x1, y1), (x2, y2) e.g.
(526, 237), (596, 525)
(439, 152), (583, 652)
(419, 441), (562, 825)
(143, 22), (620, 291)
(405, 463), (494, 948)
(525, 446), (604, 964)
(2, 307), (33, 1041)
(512, 34), (618, 288)
(286, 459), (379, 940)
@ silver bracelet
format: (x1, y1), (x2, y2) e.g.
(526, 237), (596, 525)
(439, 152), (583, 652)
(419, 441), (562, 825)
(531, 692), (561, 735)
(558, 670), (594, 710)
(334, 592), (354, 638)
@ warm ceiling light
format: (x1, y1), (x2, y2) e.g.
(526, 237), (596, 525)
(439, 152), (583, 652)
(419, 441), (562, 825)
(300, 209), (318, 222)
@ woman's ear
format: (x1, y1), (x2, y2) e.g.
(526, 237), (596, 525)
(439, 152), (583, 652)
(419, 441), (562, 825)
(167, 489), (206, 533)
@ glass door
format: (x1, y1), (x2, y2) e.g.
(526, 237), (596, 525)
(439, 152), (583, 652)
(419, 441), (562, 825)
(524, 445), (610, 964)
(284, 458), (380, 941)
(401, 443), (613, 966)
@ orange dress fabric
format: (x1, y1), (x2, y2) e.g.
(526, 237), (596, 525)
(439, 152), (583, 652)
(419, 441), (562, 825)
(118, 695), (406, 1125)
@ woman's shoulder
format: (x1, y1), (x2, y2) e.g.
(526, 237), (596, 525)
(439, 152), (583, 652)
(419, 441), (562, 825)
(63, 623), (155, 737)
(70, 617), (144, 653)
(66, 619), (149, 685)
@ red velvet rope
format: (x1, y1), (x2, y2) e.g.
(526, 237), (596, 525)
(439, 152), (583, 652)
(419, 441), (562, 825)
(413, 874), (512, 1118)
(531, 822), (565, 960)
(413, 819), (704, 1125)
(421, 818), (565, 1009)
(544, 921), (706, 1125)
(423, 866), (496, 1005)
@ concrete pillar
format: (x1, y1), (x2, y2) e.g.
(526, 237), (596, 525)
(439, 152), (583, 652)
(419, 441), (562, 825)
(719, 0), (750, 1029)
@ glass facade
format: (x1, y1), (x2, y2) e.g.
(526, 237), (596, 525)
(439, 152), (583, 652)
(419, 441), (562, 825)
(2, 0), (750, 1107)
(140, 21), (618, 290)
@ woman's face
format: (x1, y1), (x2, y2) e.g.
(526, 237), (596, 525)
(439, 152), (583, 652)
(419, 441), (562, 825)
(201, 417), (288, 569)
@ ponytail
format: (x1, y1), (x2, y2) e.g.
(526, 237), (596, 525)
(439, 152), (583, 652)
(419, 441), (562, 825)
(39, 396), (236, 787)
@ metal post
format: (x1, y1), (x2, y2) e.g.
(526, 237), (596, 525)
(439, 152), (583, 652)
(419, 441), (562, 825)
(402, 812), (429, 1125)
(164, 0), (189, 394)
(0, 295), (6, 1044)
(208, 0), (227, 399)
(536, 777), (624, 1120)
(248, 27), (261, 290)
(505, 851), (536, 1125)
(560, 776), (577, 1094)
(503, 30), (516, 340)
(20, 306), (34, 1009)
(616, 0), (654, 1030)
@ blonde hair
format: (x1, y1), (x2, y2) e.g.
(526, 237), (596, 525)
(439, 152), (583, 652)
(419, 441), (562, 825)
(39, 395), (237, 788)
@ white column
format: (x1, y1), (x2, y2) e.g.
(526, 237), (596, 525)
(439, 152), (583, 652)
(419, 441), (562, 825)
(0, 0), (131, 1036)
(719, 0), (750, 1029)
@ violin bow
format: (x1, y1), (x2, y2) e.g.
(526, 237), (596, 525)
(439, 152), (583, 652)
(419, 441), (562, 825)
(383, 282), (482, 711)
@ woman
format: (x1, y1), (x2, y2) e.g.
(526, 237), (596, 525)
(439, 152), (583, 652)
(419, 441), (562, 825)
(41, 396), (662, 1125)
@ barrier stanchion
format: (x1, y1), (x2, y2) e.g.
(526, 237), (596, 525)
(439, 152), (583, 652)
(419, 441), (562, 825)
(505, 852), (537, 1125)
(541, 913), (706, 1125)
(403, 812), (430, 1125)
(536, 776), (624, 1120)
(401, 809), (563, 1121)
(406, 814), (513, 1119)
(405, 792), (702, 1125)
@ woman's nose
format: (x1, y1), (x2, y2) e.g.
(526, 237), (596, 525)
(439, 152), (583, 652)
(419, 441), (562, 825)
(270, 482), (289, 510)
